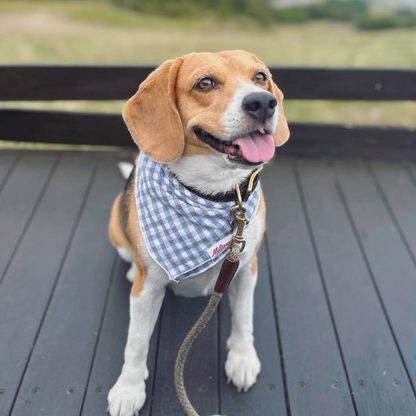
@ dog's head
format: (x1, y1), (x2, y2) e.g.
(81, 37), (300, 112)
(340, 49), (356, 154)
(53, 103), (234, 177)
(123, 50), (289, 168)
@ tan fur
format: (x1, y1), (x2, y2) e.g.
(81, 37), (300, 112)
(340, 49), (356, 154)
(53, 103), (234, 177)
(250, 256), (258, 274)
(123, 58), (185, 163)
(122, 50), (289, 160)
(108, 184), (147, 297)
(127, 181), (148, 298)
(251, 189), (266, 274)
(108, 193), (132, 250)
(131, 247), (147, 297)
(268, 80), (290, 146)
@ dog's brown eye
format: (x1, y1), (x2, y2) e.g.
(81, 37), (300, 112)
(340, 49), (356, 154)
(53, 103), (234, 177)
(255, 72), (267, 84)
(196, 77), (215, 91)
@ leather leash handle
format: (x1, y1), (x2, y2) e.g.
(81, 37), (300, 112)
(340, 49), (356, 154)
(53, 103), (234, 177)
(214, 256), (240, 294)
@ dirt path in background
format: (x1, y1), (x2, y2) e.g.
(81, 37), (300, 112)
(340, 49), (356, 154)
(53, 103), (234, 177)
(0, 11), (101, 35)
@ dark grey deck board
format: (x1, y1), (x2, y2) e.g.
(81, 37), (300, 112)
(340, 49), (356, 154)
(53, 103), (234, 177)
(151, 290), (219, 416)
(10, 158), (125, 416)
(262, 159), (356, 416)
(372, 161), (416, 257)
(1, 152), (415, 416)
(0, 154), (17, 193)
(371, 161), (416, 259)
(372, 162), (416, 256)
(0, 154), (57, 286)
(408, 163), (416, 181)
(297, 159), (416, 416)
(0, 155), (95, 416)
(219, 245), (288, 416)
(79, 258), (130, 416)
(335, 160), (416, 390)
(81, 258), (161, 416)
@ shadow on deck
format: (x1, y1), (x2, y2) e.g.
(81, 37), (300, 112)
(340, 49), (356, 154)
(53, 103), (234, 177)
(1, 150), (416, 416)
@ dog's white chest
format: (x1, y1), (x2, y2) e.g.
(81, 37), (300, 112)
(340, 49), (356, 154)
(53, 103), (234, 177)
(168, 261), (221, 297)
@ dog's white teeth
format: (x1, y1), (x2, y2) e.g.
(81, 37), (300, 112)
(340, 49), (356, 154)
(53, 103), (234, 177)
(258, 128), (265, 135)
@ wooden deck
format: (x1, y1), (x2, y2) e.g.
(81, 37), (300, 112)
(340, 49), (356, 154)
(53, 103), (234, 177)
(1, 150), (416, 416)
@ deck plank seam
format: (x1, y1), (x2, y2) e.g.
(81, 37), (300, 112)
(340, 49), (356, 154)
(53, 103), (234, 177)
(367, 161), (416, 274)
(264, 234), (292, 416)
(331, 160), (416, 398)
(148, 302), (165, 416)
(78, 253), (119, 416)
(0, 154), (60, 288)
(6, 156), (99, 416)
(293, 160), (360, 416)
(0, 154), (20, 197)
(404, 163), (416, 210)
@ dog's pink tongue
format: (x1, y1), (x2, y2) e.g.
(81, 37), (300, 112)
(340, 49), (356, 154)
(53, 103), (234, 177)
(233, 131), (275, 163)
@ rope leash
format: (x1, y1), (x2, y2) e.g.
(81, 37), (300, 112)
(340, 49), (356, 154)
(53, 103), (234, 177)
(174, 292), (223, 416)
(174, 246), (240, 416)
(174, 167), (262, 416)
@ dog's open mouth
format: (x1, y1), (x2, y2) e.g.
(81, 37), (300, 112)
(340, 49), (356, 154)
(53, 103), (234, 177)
(194, 128), (275, 165)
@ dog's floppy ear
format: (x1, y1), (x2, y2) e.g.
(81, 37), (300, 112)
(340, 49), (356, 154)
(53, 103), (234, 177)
(268, 80), (290, 146)
(123, 58), (184, 163)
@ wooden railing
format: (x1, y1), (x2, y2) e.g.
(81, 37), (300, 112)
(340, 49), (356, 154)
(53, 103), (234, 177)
(1, 66), (416, 158)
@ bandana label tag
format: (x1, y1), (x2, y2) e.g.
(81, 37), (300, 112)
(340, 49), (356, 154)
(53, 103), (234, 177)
(207, 234), (233, 260)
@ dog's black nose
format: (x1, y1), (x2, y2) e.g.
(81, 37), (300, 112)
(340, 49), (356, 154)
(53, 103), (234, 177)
(242, 92), (277, 122)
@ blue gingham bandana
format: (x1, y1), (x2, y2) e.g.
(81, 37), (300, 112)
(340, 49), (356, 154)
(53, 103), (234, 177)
(135, 154), (261, 282)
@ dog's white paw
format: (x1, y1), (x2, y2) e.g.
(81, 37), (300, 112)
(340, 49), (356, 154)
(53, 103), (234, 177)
(107, 377), (146, 416)
(225, 343), (261, 393)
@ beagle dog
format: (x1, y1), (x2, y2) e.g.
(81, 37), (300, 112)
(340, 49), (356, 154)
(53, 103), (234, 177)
(107, 50), (289, 416)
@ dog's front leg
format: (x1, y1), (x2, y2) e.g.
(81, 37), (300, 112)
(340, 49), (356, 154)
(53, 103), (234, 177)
(108, 277), (165, 416)
(225, 258), (261, 393)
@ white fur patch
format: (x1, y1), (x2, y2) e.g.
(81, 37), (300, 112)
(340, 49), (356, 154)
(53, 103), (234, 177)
(108, 378), (146, 416)
(126, 262), (138, 283)
(118, 162), (134, 180)
(169, 155), (253, 196)
(225, 343), (261, 393)
(222, 82), (278, 140)
(117, 247), (133, 263)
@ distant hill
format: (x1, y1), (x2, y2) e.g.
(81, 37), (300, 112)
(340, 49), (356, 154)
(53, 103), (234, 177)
(362, 0), (416, 10)
(274, 0), (416, 10)
(273, 0), (325, 7)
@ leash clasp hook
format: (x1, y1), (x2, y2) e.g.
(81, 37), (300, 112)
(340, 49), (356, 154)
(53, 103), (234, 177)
(229, 167), (262, 253)
(230, 205), (249, 252)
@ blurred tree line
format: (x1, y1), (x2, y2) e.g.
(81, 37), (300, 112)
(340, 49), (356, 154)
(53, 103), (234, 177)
(112, 0), (273, 22)
(110, 0), (416, 29)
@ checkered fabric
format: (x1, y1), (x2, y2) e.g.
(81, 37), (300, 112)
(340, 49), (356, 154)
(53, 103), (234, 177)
(135, 154), (261, 282)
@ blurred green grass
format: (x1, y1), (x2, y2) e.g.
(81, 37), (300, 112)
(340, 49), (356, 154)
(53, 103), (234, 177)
(0, 0), (415, 142)
(2, 1), (416, 66)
